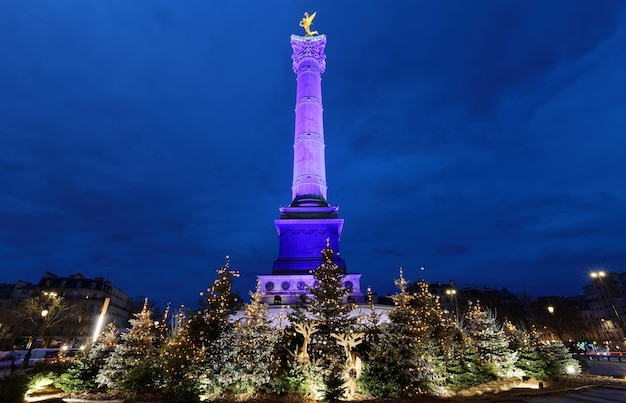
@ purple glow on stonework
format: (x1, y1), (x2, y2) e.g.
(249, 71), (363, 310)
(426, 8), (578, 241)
(271, 34), (346, 275)
(291, 35), (328, 205)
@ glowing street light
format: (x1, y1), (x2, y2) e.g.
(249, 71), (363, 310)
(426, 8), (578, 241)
(445, 288), (459, 323)
(546, 305), (564, 343)
(590, 270), (626, 342)
(22, 308), (50, 369)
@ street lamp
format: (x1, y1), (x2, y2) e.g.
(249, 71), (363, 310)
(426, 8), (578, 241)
(547, 305), (564, 343)
(446, 289), (459, 323)
(22, 308), (49, 369)
(590, 270), (626, 343)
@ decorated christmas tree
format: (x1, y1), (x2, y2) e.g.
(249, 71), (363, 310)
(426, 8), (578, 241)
(441, 327), (489, 389)
(190, 256), (242, 346)
(234, 281), (280, 391)
(540, 340), (581, 379)
(157, 305), (203, 398)
(56, 323), (120, 393)
(200, 281), (279, 395)
(505, 322), (548, 380)
(356, 286), (383, 352)
(360, 268), (446, 397)
(96, 299), (160, 390)
(298, 240), (357, 359)
(462, 301), (523, 379)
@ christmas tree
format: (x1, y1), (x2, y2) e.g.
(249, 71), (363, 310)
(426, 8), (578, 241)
(505, 322), (548, 380)
(56, 323), (120, 393)
(297, 240), (357, 360)
(360, 268), (447, 396)
(191, 256), (243, 346)
(540, 340), (581, 379)
(441, 327), (489, 389)
(96, 299), (160, 390)
(157, 305), (203, 398)
(201, 281), (279, 395)
(462, 301), (523, 379)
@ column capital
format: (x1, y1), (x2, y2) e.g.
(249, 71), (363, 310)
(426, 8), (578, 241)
(291, 34), (327, 74)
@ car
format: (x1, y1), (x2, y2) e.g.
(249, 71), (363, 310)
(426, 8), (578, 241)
(0, 351), (22, 369)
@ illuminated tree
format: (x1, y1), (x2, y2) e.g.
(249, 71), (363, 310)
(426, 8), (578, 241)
(360, 269), (447, 397)
(540, 340), (581, 378)
(234, 282), (279, 390)
(505, 322), (548, 380)
(96, 299), (160, 390)
(156, 306), (196, 394)
(442, 327), (489, 389)
(296, 241), (356, 360)
(57, 323), (120, 393)
(358, 286), (383, 340)
(199, 282), (278, 395)
(190, 256), (242, 346)
(462, 301), (523, 379)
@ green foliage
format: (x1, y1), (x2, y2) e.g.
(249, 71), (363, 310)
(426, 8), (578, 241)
(97, 300), (159, 389)
(57, 323), (118, 393)
(541, 340), (581, 379)
(198, 288), (279, 396)
(157, 307), (202, 394)
(270, 359), (324, 397)
(170, 375), (202, 403)
(119, 358), (162, 392)
(463, 302), (523, 379)
(195, 256), (243, 343)
(506, 325), (549, 380)
(0, 373), (29, 403)
(362, 269), (448, 396)
(321, 363), (346, 402)
(26, 362), (70, 396)
(55, 358), (99, 392)
(290, 242), (357, 365)
(357, 344), (403, 398)
(442, 333), (491, 389)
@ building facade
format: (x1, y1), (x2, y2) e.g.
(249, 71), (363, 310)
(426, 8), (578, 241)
(582, 271), (626, 347)
(0, 272), (133, 349)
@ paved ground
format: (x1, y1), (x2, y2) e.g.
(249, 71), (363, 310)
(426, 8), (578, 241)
(586, 359), (626, 377)
(528, 386), (626, 402)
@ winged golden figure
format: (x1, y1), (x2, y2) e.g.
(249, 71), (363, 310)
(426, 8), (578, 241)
(299, 11), (319, 36)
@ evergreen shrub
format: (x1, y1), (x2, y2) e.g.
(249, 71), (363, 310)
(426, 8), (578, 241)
(55, 358), (99, 392)
(0, 373), (29, 403)
(120, 359), (162, 392)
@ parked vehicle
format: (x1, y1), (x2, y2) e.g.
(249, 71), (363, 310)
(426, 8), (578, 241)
(0, 351), (22, 369)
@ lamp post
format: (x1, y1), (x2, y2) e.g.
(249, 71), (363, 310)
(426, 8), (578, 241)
(446, 288), (458, 323)
(22, 308), (49, 369)
(547, 305), (564, 343)
(590, 270), (626, 343)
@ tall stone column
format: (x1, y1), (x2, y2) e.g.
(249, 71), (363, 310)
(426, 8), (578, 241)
(258, 28), (362, 304)
(290, 35), (328, 207)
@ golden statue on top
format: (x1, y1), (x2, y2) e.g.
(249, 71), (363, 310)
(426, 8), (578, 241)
(299, 11), (319, 36)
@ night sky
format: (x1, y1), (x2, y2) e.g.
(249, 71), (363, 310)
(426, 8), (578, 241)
(2, 1), (626, 309)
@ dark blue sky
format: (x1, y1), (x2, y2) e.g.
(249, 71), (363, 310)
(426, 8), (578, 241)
(2, 1), (626, 309)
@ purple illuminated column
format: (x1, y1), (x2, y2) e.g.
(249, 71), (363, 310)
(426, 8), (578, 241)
(290, 35), (328, 207)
